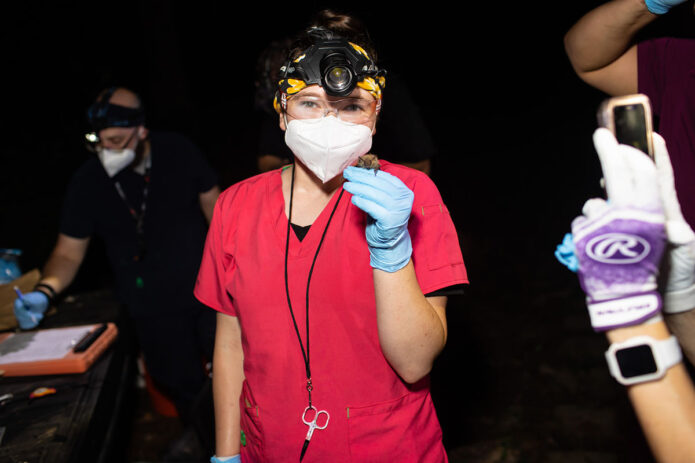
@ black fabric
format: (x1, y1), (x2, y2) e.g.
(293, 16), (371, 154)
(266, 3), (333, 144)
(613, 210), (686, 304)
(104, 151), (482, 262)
(425, 284), (465, 298)
(291, 222), (311, 242)
(133, 307), (216, 417)
(60, 131), (218, 317)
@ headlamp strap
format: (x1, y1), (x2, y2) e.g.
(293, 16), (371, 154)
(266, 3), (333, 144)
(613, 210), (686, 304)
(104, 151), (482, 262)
(274, 35), (386, 112)
(87, 87), (145, 131)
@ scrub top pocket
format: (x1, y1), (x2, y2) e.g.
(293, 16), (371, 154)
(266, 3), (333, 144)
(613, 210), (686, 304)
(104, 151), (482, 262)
(240, 380), (265, 462)
(418, 203), (464, 272)
(346, 391), (447, 463)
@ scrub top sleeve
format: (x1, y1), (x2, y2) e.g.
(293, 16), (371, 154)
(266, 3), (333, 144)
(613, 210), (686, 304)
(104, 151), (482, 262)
(407, 174), (468, 294)
(194, 190), (237, 315)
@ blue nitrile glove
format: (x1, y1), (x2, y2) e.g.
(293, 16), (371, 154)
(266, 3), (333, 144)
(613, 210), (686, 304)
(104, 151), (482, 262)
(343, 166), (414, 272)
(13, 291), (49, 330)
(555, 232), (579, 273)
(645, 0), (686, 14)
(210, 455), (241, 463)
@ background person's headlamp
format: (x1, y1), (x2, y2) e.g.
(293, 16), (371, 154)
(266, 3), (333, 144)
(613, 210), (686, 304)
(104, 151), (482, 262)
(84, 87), (145, 149)
(275, 30), (386, 113)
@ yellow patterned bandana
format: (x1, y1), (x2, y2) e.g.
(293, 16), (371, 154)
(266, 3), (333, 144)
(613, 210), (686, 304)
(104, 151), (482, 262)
(274, 40), (386, 114)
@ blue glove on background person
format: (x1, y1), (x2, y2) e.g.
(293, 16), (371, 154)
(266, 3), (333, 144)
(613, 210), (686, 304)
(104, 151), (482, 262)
(210, 455), (241, 463)
(13, 290), (49, 330)
(343, 166), (414, 273)
(645, 0), (686, 14)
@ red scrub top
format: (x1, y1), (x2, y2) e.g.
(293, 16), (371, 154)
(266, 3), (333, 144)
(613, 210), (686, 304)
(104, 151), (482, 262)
(195, 160), (468, 462)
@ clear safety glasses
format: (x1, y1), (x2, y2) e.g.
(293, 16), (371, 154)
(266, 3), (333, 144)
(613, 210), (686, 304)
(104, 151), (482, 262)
(285, 95), (378, 124)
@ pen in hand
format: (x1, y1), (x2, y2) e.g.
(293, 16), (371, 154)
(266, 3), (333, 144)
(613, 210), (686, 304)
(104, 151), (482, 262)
(13, 286), (39, 325)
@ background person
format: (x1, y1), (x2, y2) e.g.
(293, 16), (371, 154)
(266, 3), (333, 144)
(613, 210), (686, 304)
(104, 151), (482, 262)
(13, 86), (221, 458)
(195, 11), (467, 463)
(564, 0), (695, 367)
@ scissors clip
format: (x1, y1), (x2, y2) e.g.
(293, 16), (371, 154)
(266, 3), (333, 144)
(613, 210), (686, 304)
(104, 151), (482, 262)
(300, 405), (330, 461)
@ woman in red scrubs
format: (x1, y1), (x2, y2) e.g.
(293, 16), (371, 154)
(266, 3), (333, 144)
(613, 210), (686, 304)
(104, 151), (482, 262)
(195, 11), (468, 463)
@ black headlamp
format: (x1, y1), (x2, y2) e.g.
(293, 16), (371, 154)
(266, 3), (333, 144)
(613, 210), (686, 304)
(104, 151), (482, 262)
(85, 87), (145, 146)
(280, 29), (385, 98)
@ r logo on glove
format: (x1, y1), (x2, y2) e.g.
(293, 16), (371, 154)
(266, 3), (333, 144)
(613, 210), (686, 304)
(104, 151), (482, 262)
(573, 205), (665, 331)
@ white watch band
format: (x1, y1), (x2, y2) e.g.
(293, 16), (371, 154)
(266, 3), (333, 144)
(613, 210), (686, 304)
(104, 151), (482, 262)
(605, 335), (682, 386)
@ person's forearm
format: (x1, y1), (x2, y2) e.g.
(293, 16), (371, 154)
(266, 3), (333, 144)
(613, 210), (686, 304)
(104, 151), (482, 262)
(665, 310), (695, 367)
(564, 0), (655, 73)
(40, 250), (84, 294)
(373, 260), (447, 384)
(606, 321), (695, 461)
(213, 314), (245, 456)
(200, 186), (221, 225)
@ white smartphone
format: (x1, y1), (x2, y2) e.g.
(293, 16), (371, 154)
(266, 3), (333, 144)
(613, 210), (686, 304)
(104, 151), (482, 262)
(597, 93), (654, 160)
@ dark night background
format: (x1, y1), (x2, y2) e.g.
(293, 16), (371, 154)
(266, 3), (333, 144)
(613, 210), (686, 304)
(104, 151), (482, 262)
(3, 1), (695, 461)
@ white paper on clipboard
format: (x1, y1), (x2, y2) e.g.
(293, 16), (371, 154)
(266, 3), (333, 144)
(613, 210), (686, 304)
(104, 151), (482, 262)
(0, 326), (92, 363)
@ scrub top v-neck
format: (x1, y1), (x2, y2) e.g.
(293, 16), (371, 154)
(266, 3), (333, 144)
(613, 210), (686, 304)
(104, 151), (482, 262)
(195, 161), (468, 462)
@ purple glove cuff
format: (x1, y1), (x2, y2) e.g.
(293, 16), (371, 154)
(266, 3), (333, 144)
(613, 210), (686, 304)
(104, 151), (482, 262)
(587, 291), (662, 331)
(572, 206), (665, 331)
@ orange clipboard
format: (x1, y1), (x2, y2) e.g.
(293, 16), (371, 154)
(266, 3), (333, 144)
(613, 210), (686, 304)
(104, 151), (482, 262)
(0, 323), (118, 377)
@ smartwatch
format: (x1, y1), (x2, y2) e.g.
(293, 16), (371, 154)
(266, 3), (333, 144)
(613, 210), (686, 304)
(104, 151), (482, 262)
(605, 335), (682, 386)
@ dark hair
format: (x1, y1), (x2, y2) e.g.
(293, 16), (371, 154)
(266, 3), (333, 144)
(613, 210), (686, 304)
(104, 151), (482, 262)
(95, 86), (144, 110)
(287, 9), (378, 63)
(255, 38), (293, 112)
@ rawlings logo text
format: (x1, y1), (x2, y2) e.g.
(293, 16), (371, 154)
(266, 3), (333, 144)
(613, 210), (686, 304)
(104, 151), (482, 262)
(586, 233), (650, 264)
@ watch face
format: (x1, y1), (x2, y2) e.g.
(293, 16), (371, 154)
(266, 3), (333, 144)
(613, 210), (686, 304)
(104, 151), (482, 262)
(616, 345), (658, 378)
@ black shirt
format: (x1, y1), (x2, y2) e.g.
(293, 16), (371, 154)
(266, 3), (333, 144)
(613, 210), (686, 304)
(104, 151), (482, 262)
(60, 131), (218, 317)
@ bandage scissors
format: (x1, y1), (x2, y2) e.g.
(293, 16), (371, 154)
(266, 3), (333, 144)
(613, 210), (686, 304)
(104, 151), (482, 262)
(300, 405), (329, 461)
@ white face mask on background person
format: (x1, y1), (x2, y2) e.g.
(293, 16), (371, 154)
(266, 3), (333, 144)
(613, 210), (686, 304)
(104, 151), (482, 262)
(97, 147), (136, 177)
(284, 116), (373, 183)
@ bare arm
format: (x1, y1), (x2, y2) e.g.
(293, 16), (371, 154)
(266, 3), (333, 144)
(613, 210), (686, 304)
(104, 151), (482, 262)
(665, 310), (695, 367)
(213, 312), (245, 456)
(199, 186), (221, 224)
(373, 260), (447, 384)
(564, 0), (657, 95)
(39, 233), (90, 294)
(606, 321), (695, 461)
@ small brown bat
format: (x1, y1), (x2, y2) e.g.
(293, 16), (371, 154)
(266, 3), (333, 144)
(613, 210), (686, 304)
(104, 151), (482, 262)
(357, 154), (380, 172)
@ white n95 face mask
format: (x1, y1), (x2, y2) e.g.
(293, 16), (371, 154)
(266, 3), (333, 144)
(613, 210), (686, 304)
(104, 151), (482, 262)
(97, 148), (136, 177)
(285, 116), (373, 183)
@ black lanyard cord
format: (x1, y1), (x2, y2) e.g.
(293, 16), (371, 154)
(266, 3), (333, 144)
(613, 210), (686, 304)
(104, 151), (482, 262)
(284, 164), (345, 404)
(112, 162), (151, 261)
(114, 170), (149, 225)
